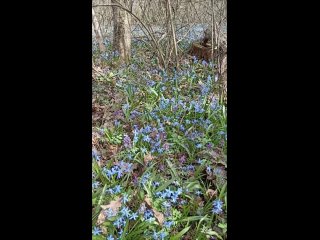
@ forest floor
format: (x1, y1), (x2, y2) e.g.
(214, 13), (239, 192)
(92, 39), (227, 240)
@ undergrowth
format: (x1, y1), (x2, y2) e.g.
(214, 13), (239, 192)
(92, 39), (227, 240)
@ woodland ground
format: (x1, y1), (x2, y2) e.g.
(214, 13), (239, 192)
(92, 36), (227, 240)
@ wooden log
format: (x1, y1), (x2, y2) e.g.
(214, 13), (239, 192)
(188, 42), (213, 61)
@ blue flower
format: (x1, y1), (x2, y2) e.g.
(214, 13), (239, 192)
(212, 199), (223, 214)
(153, 181), (160, 187)
(123, 135), (132, 148)
(170, 194), (178, 203)
(173, 121), (179, 127)
(196, 143), (202, 149)
(197, 158), (204, 165)
(194, 102), (204, 113)
(123, 103), (130, 110)
(114, 185), (122, 194)
(116, 168), (123, 179)
(162, 201), (171, 208)
(106, 188), (114, 195)
(159, 231), (168, 240)
(92, 181), (100, 189)
(164, 221), (174, 228)
(141, 147), (147, 154)
(176, 188), (183, 195)
(144, 209), (154, 219)
(140, 173), (151, 185)
(105, 208), (115, 218)
(113, 217), (125, 228)
(92, 150), (100, 161)
(157, 147), (164, 154)
(143, 125), (152, 133)
(196, 190), (202, 196)
(120, 206), (131, 218)
(142, 135), (151, 143)
(122, 193), (129, 204)
(206, 166), (212, 173)
(129, 212), (139, 220)
(92, 226), (102, 235)
(202, 60), (208, 66)
(147, 80), (156, 87)
(106, 235), (115, 240)
(114, 120), (121, 127)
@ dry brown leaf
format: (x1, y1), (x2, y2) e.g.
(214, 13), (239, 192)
(97, 210), (106, 225)
(144, 153), (154, 165)
(101, 197), (122, 214)
(101, 226), (108, 234)
(144, 196), (164, 226)
(196, 196), (204, 207)
(108, 144), (119, 157)
(153, 209), (165, 226)
(98, 197), (122, 224)
(206, 189), (217, 198)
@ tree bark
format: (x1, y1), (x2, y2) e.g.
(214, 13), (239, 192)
(112, 0), (131, 63)
(92, 7), (106, 52)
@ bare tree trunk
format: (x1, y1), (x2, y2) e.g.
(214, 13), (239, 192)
(167, 0), (179, 68)
(92, 7), (106, 52)
(112, 0), (131, 63)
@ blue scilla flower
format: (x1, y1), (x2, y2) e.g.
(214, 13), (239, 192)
(196, 143), (202, 149)
(92, 150), (100, 161)
(173, 121), (179, 127)
(92, 226), (102, 235)
(194, 102), (204, 113)
(123, 103), (130, 110)
(129, 212), (139, 220)
(143, 134), (151, 143)
(140, 147), (147, 154)
(114, 185), (122, 194)
(159, 231), (168, 240)
(143, 125), (152, 133)
(153, 181), (160, 187)
(164, 221), (174, 229)
(144, 209), (154, 219)
(92, 181), (100, 189)
(201, 85), (210, 95)
(113, 216), (125, 228)
(140, 173), (151, 185)
(162, 201), (171, 208)
(122, 193), (129, 204)
(114, 120), (121, 127)
(105, 208), (116, 219)
(123, 135), (132, 148)
(212, 199), (223, 214)
(147, 80), (156, 87)
(195, 190), (202, 196)
(120, 206), (131, 218)
(106, 235), (115, 240)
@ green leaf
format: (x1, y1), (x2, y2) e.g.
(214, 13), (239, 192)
(165, 159), (178, 179)
(218, 223), (227, 229)
(156, 179), (175, 192)
(178, 215), (209, 223)
(170, 226), (191, 240)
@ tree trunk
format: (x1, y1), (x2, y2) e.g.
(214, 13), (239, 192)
(92, 7), (106, 52)
(112, 0), (131, 63)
